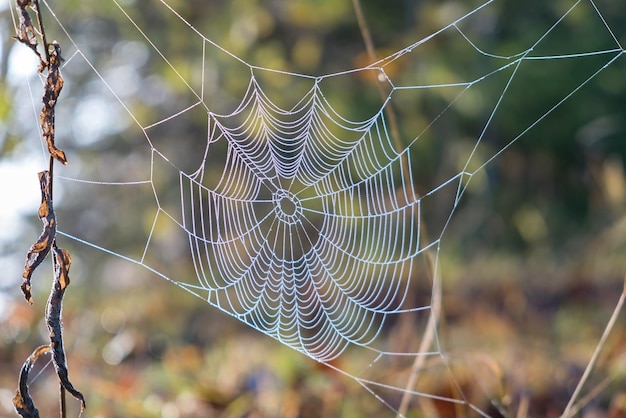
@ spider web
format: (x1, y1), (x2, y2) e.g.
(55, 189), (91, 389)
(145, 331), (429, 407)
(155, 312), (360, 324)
(6, 0), (625, 416)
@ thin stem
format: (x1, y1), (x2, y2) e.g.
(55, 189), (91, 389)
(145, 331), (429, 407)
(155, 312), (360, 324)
(351, 2), (439, 417)
(516, 394), (529, 418)
(37, 0), (55, 200)
(569, 375), (612, 416)
(352, 0), (376, 61)
(49, 155), (54, 201)
(33, 0), (51, 64)
(561, 276), (626, 418)
(60, 384), (67, 418)
(351, 0), (410, 187)
(398, 259), (441, 417)
(14, 2), (75, 417)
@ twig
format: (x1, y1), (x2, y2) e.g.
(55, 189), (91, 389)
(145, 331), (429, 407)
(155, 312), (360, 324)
(561, 275), (626, 418)
(60, 385), (66, 418)
(516, 393), (529, 418)
(351, 0), (409, 185)
(352, 0), (376, 63)
(12, 0), (83, 416)
(567, 375), (612, 417)
(399, 261), (441, 417)
(32, 0), (50, 65)
(351, 2), (440, 416)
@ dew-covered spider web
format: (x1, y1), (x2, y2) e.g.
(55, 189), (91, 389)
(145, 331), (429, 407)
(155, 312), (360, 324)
(5, 0), (626, 416)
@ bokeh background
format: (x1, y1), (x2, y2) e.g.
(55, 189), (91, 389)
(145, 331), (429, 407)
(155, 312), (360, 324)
(1, 0), (626, 417)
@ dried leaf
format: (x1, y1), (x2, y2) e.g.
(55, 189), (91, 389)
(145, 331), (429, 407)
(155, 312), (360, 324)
(13, 344), (52, 418)
(21, 171), (55, 303)
(12, 0), (44, 64)
(46, 244), (86, 410)
(40, 41), (67, 165)
(13, 2), (84, 415)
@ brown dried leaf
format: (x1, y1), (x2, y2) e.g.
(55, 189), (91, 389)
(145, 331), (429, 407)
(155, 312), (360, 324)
(21, 171), (55, 303)
(12, 0), (44, 64)
(13, 344), (52, 418)
(40, 41), (67, 165)
(46, 244), (86, 410)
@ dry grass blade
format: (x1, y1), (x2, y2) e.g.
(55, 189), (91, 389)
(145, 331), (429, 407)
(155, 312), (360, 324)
(561, 275), (626, 418)
(350, 2), (440, 416)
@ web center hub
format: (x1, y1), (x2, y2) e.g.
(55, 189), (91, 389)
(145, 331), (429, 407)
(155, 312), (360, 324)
(273, 189), (302, 224)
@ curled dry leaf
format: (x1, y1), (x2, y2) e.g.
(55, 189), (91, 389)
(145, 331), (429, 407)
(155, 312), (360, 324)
(21, 171), (55, 304)
(13, 344), (52, 418)
(12, 0), (43, 62)
(46, 243), (86, 410)
(40, 41), (68, 165)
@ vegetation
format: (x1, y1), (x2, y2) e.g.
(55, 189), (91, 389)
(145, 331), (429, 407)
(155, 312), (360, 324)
(0, 0), (625, 416)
